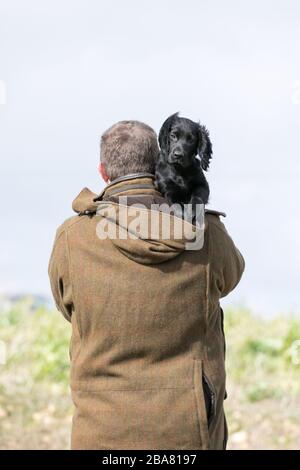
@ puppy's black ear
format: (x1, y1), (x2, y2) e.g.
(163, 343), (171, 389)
(158, 112), (179, 152)
(198, 124), (212, 171)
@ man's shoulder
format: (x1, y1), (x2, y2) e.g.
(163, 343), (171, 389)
(54, 215), (84, 240)
(205, 209), (226, 218)
(204, 209), (229, 237)
(53, 186), (100, 243)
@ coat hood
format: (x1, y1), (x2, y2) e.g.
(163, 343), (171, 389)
(94, 201), (204, 264)
(72, 180), (205, 265)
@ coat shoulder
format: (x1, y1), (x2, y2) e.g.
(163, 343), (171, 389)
(205, 209), (226, 218)
(55, 215), (83, 239)
(205, 209), (228, 236)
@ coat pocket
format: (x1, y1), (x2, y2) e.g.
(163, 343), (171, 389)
(202, 372), (216, 428)
(193, 358), (216, 449)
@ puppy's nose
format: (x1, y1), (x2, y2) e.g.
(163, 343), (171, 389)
(174, 150), (183, 158)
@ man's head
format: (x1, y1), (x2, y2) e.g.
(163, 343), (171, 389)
(99, 120), (159, 183)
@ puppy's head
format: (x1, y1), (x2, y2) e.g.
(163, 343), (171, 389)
(158, 112), (212, 170)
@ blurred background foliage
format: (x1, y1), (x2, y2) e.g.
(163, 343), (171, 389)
(0, 299), (299, 449)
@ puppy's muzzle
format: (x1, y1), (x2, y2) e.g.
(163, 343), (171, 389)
(169, 150), (185, 165)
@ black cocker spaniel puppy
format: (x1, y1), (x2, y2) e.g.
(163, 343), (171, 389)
(155, 112), (213, 222)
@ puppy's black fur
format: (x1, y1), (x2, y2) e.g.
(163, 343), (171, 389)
(155, 112), (212, 221)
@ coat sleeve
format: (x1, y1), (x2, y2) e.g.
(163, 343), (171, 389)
(48, 228), (73, 322)
(209, 216), (245, 298)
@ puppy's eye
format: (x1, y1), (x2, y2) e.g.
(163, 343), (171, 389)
(186, 134), (193, 142)
(170, 133), (177, 140)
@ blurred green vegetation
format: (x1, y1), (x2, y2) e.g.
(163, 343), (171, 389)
(0, 299), (300, 449)
(0, 298), (70, 384)
(224, 307), (300, 403)
(0, 298), (72, 449)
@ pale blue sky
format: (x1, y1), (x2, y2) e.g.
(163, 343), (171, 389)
(0, 0), (299, 315)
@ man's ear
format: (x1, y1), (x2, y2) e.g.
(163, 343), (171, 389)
(197, 124), (212, 171)
(158, 112), (179, 153)
(98, 163), (110, 183)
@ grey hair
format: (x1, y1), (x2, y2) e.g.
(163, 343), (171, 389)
(100, 120), (159, 181)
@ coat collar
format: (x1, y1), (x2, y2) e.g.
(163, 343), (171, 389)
(72, 172), (226, 217)
(72, 173), (159, 215)
(95, 172), (158, 202)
